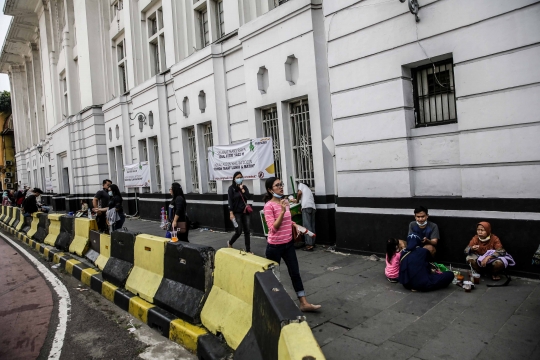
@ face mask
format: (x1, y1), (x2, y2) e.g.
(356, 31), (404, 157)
(272, 192), (282, 199)
(416, 220), (427, 227)
(235, 178), (243, 185)
(108, 191), (113, 196)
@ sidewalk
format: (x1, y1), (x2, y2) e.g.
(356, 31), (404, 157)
(126, 218), (540, 359)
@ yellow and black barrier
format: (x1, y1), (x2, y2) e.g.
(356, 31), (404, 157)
(43, 213), (62, 246)
(102, 230), (135, 287)
(69, 218), (97, 256)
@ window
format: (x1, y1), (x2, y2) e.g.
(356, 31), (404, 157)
(116, 146), (124, 185)
(152, 137), (162, 192)
(203, 124), (216, 193)
(262, 107), (282, 179)
(147, 8), (166, 76)
(111, 0), (123, 19)
(187, 127), (199, 192)
(139, 139), (149, 193)
(290, 99), (314, 188)
(117, 39), (128, 94)
(412, 59), (457, 126)
(40, 168), (45, 190)
(109, 148), (118, 185)
(62, 77), (68, 117)
(216, 0), (225, 38)
(199, 8), (209, 47)
(276, 0), (290, 6)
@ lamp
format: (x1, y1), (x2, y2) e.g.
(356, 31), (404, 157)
(129, 112), (147, 132)
(399, 0), (420, 22)
(148, 111), (154, 129)
(37, 143), (50, 159)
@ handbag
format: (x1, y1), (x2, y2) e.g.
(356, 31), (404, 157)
(240, 191), (253, 214)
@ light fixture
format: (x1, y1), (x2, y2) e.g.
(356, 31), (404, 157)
(399, 0), (420, 22)
(148, 111), (154, 129)
(37, 143), (50, 159)
(129, 112), (147, 132)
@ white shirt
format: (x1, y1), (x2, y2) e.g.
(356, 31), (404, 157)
(298, 183), (315, 209)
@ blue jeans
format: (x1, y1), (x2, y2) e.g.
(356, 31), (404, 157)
(266, 240), (305, 297)
(302, 208), (316, 246)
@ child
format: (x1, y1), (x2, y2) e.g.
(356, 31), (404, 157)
(385, 238), (407, 283)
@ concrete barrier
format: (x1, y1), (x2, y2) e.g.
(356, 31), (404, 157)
(69, 218), (97, 256)
(15, 209), (25, 232)
(0, 205), (6, 222)
(85, 230), (101, 263)
(153, 241), (215, 324)
(33, 213), (49, 243)
(95, 233), (111, 270)
(20, 214), (33, 234)
(43, 213), (61, 246)
(200, 249), (277, 350)
(7, 207), (16, 227)
(125, 234), (168, 303)
(55, 215), (75, 251)
(278, 322), (325, 360)
(26, 213), (40, 238)
(10, 207), (20, 231)
(102, 230), (135, 287)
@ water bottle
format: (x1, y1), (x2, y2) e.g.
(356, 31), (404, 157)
(232, 218), (238, 228)
(160, 207), (166, 228)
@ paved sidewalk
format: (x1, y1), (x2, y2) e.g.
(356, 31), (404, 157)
(125, 218), (540, 359)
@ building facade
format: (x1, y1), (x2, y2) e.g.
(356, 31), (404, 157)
(1, 0), (538, 276)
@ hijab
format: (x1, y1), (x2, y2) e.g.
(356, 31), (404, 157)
(477, 221), (491, 242)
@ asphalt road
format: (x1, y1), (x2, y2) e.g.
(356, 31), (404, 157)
(0, 229), (196, 360)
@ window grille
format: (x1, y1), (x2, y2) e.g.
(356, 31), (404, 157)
(147, 8), (165, 76)
(153, 137), (162, 192)
(200, 9), (209, 47)
(412, 59), (457, 127)
(62, 77), (68, 117)
(262, 107), (282, 179)
(117, 39), (128, 94)
(276, 0), (290, 6)
(187, 127), (199, 191)
(217, 0), (225, 37)
(203, 124), (216, 192)
(290, 100), (314, 188)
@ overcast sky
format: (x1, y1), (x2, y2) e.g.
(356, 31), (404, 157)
(0, 0), (12, 92)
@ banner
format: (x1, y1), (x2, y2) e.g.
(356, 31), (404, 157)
(124, 161), (151, 188)
(208, 138), (275, 180)
(45, 178), (54, 191)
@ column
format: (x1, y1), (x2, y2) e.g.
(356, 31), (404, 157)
(30, 43), (46, 142)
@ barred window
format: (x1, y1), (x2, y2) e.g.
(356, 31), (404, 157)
(152, 137), (161, 192)
(412, 59), (457, 127)
(262, 107), (282, 179)
(199, 8), (209, 47)
(117, 39), (128, 94)
(290, 99), (314, 189)
(187, 127), (199, 192)
(203, 124), (216, 192)
(217, 0), (225, 38)
(147, 8), (166, 76)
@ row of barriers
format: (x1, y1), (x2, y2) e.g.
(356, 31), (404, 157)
(0, 205), (325, 360)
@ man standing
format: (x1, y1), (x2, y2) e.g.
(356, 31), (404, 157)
(22, 188), (43, 216)
(408, 206), (439, 247)
(296, 182), (316, 251)
(93, 179), (112, 233)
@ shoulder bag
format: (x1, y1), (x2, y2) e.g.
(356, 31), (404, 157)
(240, 190), (253, 214)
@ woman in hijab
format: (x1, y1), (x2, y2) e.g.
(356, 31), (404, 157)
(465, 222), (507, 281)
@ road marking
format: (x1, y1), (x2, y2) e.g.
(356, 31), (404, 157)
(0, 233), (70, 360)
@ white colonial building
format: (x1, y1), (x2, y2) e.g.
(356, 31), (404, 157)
(1, 0), (539, 276)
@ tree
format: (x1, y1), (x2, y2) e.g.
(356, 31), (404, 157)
(0, 91), (11, 113)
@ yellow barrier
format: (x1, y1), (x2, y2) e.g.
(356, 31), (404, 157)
(278, 322), (326, 360)
(125, 234), (167, 303)
(69, 218), (98, 256)
(200, 248), (277, 350)
(26, 213), (40, 239)
(15, 211), (24, 232)
(169, 318), (207, 353)
(44, 214), (62, 246)
(95, 233), (111, 270)
(8, 208), (17, 227)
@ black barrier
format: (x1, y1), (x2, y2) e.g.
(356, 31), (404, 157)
(55, 215), (75, 251)
(0, 206), (6, 222)
(21, 215), (33, 234)
(85, 230), (101, 263)
(153, 241), (215, 324)
(33, 213), (49, 243)
(11, 207), (20, 229)
(235, 270), (304, 360)
(5, 206), (13, 224)
(197, 334), (232, 360)
(102, 230), (135, 287)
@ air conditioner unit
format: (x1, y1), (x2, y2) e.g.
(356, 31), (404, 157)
(4, 178), (11, 183)
(6, 183), (13, 189)
(5, 172), (12, 178)
(5, 160), (13, 166)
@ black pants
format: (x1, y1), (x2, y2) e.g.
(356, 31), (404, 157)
(266, 240), (305, 297)
(229, 213), (251, 252)
(96, 214), (108, 233)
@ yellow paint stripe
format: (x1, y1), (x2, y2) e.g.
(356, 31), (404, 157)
(169, 318), (207, 353)
(53, 252), (65, 264)
(128, 297), (155, 324)
(80, 268), (99, 286)
(43, 247), (50, 259)
(102, 281), (118, 302)
(65, 259), (81, 274)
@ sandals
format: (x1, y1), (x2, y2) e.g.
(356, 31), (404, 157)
(302, 246), (314, 252)
(492, 275), (501, 281)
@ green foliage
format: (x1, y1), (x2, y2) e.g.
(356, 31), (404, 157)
(0, 91), (11, 113)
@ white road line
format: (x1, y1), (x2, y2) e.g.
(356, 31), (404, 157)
(0, 233), (70, 360)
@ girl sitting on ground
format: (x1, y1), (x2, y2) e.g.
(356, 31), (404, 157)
(385, 238), (406, 283)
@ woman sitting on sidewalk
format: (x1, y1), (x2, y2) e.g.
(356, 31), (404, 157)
(465, 222), (513, 281)
(263, 177), (321, 312)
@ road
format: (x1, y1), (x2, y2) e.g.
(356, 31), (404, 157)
(0, 229), (196, 360)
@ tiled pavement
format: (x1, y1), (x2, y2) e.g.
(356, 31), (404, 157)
(124, 217), (540, 360)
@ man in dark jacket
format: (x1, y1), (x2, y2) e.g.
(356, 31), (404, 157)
(22, 188), (43, 216)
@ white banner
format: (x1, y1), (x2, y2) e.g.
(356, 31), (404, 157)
(124, 161), (151, 188)
(208, 138), (275, 180)
(45, 178), (54, 191)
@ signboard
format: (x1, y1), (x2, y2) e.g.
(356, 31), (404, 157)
(45, 178), (54, 191)
(208, 138), (275, 180)
(124, 161), (151, 188)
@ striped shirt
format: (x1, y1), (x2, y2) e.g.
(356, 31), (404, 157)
(264, 201), (293, 245)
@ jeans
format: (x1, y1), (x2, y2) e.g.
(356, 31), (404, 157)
(265, 240), (305, 297)
(302, 208), (316, 246)
(229, 213), (251, 252)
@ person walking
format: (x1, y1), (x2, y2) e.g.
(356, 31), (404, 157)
(166, 182), (189, 242)
(93, 179), (112, 233)
(227, 171), (252, 253)
(263, 176), (321, 312)
(294, 181), (316, 251)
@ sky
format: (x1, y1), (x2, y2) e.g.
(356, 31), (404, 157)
(0, 0), (12, 92)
